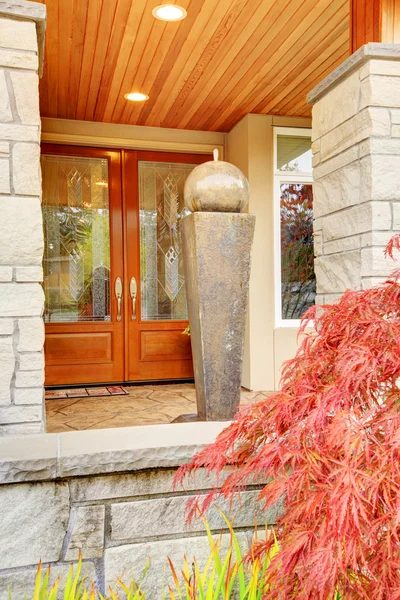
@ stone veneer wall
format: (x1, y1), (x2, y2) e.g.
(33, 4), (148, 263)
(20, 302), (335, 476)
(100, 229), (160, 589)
(308, 44), (400, 304)
(0, 424), (278, 599)
(0, 1), (46, 435)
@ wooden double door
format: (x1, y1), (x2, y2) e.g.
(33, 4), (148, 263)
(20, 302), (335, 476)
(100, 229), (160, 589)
(42, 145), (208, 386)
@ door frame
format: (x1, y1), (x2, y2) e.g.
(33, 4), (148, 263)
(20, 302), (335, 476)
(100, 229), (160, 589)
(41, 144), (212, 386)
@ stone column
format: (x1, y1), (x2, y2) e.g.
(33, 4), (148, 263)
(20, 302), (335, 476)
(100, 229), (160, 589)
(308, 44), (400, 304)
(0, 0), (46, 436)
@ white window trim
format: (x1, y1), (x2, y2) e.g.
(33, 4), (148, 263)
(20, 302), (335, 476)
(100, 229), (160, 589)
(273, 127), (313, 328)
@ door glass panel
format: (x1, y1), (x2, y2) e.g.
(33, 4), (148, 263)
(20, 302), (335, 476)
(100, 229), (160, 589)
(139, 161), (196, 321)
(41, 155), (111, 323)
(280, 182), (315, 319)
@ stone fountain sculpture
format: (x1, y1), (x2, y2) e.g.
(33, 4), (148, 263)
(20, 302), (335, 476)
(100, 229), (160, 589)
(180, 149), (255, 421)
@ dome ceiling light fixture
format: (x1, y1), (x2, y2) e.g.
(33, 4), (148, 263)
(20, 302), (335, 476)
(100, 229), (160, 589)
(152, 4), (187, 22)
(124, 92), (149, 102)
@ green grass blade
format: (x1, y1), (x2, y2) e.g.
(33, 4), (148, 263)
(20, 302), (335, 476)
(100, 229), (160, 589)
(212, 549), (231, 600)
(202, 517), (222, 576)
(216, 508), (246, 598)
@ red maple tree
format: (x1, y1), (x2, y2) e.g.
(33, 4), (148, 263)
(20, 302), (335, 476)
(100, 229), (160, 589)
(176, 236), (400, 599)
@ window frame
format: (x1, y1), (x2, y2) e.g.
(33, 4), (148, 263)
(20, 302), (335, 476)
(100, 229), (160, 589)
(273, 126), (314, 328)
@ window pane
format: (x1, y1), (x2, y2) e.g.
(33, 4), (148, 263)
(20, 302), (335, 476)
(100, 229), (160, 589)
(139, 161), (196, 321)
(277, 135), (312, 172)
(41, 155), (111, 323)
(280, 182), (315, 320)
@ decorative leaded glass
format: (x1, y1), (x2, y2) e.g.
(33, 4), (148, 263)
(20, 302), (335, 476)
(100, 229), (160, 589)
(41, 155), (111, 323)
(139, 161), (196, 321)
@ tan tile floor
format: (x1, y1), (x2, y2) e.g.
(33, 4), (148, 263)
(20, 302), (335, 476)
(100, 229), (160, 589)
(45, 383), (271, 433)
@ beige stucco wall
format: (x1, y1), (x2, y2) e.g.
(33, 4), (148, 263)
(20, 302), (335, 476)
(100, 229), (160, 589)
(227, 114), (311, 391)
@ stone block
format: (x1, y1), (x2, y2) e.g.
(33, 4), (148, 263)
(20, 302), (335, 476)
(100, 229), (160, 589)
(105, 533), (249, 599)
(0, 122), (38, 142)
(0, 48), (38, 70)
(360, 75), (400, 109)
(319, 107), (391, 162)
(323, 293), (344, 305)
(0, 336), (14, 397)
(312, 152), (320, 167)
(323, 235), (360, 255)
(0, 69), (11, 121)
(313, 146), (359, 181)
(0, 141), (8, 155)
(361, 154), (400, 201)
(111, 490), (278, 542)
(361, 246), (395, 277)
(0, 404), (42, 424)
(0, 157), (10, 193)
(0, 386), (10, 406)
(312, 162), (360, 218)
(0, 318), (13, 334)
(361, 231), (394, 247)
(9, 70), (39, 124)
(392, 108), (400, 124)
(323, 202), (391, 242)
(360, 58), (400, 79)
(15, 369), (44, 388)
(0, 481), (69, 569)
(15, 266), (43, 282)
(0, 421), (43, 436)
(0, 16), (37, 52)
(0, 433), (56, 483)
(314, 252), (361, 294)
(393, 203), (400, 229)
(64, 505), (105, 560)
(69, 468), (228, 502)
(0, 266), (12, 281)
(19, 351), (44, 371)
(181, 212), (255, 420)
(14, 386), (43, 405)
(18, 318), (44, 351)
(0, 197), (43, 266)
(361, 276), (387, 289)
(392, 125), (400, 138)
(313, 230), (323, 256)
(0, 283), (43, 317)
(12, 143), (41, 195)
(0, 562), (97, 600)
(312, 71), (360, 140)
(359, 137), (400, 157)
(58, 422), (228, 479)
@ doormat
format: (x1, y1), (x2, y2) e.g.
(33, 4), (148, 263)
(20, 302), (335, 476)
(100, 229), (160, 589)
(45, 386), (129, 400)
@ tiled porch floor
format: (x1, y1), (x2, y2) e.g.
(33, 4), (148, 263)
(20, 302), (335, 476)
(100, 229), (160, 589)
(45, 383), (271, 433)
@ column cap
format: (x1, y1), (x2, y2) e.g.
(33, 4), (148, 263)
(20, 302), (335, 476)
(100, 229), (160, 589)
(0, 1), (46, 76)
(307, 43), (400, 105)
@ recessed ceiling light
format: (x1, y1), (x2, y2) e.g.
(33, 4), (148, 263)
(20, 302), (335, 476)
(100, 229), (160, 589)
(124, 92), (149, 102)
(152, 4), (187, 22)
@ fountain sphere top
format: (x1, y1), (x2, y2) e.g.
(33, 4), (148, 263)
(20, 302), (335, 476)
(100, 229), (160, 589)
(184, 149), (249, 213)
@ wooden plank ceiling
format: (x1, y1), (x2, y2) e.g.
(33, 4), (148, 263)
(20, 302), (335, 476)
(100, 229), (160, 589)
(34, 0), (349, 132)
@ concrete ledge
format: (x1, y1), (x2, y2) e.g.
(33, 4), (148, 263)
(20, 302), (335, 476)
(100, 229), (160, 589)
(0, 421), (228, 484)
(0, 0), (46, 76)
(308, 43), (400, 105)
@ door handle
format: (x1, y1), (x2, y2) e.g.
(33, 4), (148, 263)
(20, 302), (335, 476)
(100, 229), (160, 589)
(115, 277), (122, 322)
(130, 276), (137, 321)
